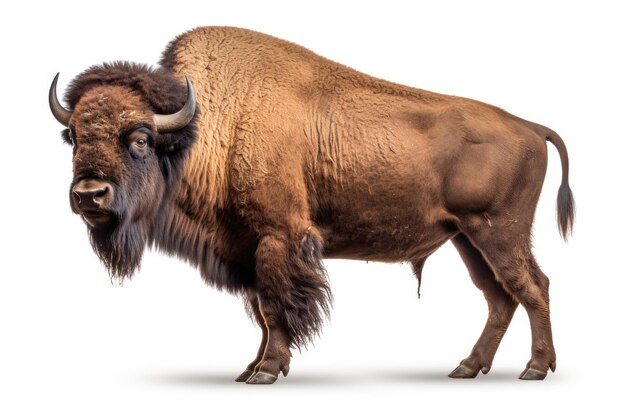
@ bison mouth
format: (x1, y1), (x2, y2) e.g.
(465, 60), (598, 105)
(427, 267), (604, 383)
(80, 209), (116, 228)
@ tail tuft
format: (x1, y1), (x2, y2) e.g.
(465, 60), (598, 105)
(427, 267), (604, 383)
(556, 182), (575, 241)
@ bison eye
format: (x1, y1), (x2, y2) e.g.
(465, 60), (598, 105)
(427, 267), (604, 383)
(130, 137), (149, 158)
(126, 127), (153, 158)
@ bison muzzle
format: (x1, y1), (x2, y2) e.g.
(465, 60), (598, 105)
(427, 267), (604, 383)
(49, 27), (574, 384)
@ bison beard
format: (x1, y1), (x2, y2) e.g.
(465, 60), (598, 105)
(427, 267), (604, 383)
(88, 218), (147, 279)
(83, 181), (154, 279)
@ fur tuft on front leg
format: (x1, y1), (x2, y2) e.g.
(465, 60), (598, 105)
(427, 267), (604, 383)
(285, 229), (332, 347)
(255, 228), (332, 349)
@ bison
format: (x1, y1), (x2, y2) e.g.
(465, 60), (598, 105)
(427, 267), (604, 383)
(49, 26), (574, 384)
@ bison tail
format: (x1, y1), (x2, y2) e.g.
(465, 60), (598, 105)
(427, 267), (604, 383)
(545, 130), (575, 241)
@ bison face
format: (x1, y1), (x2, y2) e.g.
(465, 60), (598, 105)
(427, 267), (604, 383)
(50, 72), (196, 278)
(67, 86), (163, 230)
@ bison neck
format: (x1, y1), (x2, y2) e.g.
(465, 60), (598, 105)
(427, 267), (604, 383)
(150, 200), (255, 293)
(152, 117), (257, 291)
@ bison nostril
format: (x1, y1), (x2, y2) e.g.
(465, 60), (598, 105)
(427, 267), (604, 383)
(93, 187), (108, 203)
(72, 190), (83, 205)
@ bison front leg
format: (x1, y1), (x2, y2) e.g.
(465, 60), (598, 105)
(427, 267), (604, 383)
(246, 297), (293, 384)
(235, 294), (269, 382)
(245, 231), (331, 385)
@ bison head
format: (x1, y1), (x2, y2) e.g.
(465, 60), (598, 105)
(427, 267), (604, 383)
(49, 63), (197, 278)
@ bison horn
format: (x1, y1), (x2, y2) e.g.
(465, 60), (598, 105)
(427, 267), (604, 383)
(49, 73), (73, 126)
(153, 76), (196, 133)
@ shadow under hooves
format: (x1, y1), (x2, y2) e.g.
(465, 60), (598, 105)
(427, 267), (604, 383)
(379, 369), (522, 383)
(285, 369), (524, 385)
(145, 368), (537, 387)
(148, 372), (238, 386)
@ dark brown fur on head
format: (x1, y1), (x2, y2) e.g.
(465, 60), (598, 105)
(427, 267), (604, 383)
(63, 62), (198, 278)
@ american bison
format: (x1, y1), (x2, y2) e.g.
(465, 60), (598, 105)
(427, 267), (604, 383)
(49, 27), (574, 384)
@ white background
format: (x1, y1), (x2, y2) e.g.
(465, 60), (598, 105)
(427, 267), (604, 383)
(1, 1), (623, 415)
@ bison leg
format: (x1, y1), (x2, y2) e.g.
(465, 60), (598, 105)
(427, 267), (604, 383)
(448, 233), (518, 378)
(462, 222), (556, 380)
(235, 293), (269, 382)
(245, 231), (331, 384)
(246, 296), (292, 384)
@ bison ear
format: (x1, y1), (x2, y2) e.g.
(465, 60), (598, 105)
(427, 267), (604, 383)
(61, 128), (72, 145)
(155, 126), (196, 185)
(155, 127), (196, 156)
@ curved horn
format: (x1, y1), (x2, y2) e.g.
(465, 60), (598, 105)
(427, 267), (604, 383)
(153, 76), (196, 133)
(49, 73), (72, 126)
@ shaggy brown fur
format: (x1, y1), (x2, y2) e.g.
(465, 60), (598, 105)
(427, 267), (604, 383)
(52, 26), (574, 384)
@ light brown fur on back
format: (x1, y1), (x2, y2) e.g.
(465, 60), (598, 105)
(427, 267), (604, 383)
(163, 27), (546, 263)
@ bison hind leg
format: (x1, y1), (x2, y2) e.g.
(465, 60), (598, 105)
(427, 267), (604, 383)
(449, 233), (518, 378)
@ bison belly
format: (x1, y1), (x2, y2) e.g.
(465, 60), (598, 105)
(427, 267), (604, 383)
(312, 146), (456, 262)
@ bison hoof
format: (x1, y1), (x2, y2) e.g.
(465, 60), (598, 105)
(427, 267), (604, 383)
(448, 364), (479, 379)
(519, 368), (547, 380)
(246, 372), (278, 385)
(235, 370), (255, 382)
